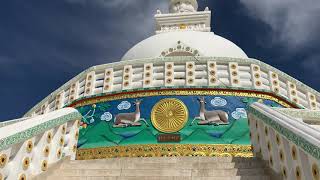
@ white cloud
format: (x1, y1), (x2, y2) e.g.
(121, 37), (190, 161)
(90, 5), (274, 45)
(240, 0), (320, 49)
(210, 97), (227, 107)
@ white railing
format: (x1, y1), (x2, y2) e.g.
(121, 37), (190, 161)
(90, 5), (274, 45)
(24, 56), (320, 117)
(248, 103), (320, 180)
(0, 108), (81, 180)
(0, 117), (31, 128)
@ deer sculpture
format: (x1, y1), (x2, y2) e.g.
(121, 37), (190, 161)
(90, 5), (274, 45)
(191, 97), (229, 125)
(113, 99), (149, 128)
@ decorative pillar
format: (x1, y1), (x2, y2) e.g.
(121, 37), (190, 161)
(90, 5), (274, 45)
(48, 126), (64, 164)
(64, 120), (79, 160)
(207, 61), (218, 86)
(251, 64), (263, 89)
(165, 62), (174, 87)
(0, 148), (11, 179)
(31, 132), (49, 174)
(268, 71), (280, 94)
(143, 63), (153, 88)
(103, 68), (114, 93)
(55, 91), (64, 110)
(286, 81), (298, 104)
(307, 92), (318, 110)
(186, 62), (195, 86)
(84, 71), (95, 96)
(69, 81), (79, 103)
(228, 62), (240, 87)
(122, 65), (133, 90)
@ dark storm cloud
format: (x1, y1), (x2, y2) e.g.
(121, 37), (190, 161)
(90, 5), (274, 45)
(0, 0), (319, 120)
(239, 0), (320, 89)
(240, 0), (320, 49)
(0, 0), (167, 120)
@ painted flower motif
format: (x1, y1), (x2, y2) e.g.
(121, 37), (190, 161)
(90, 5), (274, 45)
(211, 97), (227, 107)
(231, 108), (248, 120)
(101, 112), (113, 121)
(80, 123), (87, 129)
(117, 101), (131, 110)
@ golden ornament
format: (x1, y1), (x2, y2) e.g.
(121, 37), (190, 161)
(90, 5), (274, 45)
(41, 160), (48, 171)
(0, 154), (7, 168)
(151, 98), (188, 133)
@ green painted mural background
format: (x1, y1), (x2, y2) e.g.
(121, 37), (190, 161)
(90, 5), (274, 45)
(76, 95), (282, 149)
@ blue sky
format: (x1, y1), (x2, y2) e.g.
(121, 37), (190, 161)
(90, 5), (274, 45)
(0, 0), (320, 120)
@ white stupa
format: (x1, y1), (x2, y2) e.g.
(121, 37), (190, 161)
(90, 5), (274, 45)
(122, 0), (248, 61)
(1, 1), (319, 180)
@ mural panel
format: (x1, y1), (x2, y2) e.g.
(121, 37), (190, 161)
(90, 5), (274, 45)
(77, 95), (282, 149)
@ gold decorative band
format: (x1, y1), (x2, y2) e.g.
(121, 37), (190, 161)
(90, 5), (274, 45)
(76, 144), (253, 160)
(69, 88), (295, 108)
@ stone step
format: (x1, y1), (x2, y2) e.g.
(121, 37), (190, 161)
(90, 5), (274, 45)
(37, 175), (271, 180)
(48, 168), (269, 177)
(32, 157), (279, 180)
(60, 161), (267, 170)
(191, 168), (269, 177)
(67, 157), (262, 165)
(192, 176), (271, 180)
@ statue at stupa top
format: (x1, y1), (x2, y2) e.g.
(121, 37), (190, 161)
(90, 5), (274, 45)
(169, 0), (198, 13)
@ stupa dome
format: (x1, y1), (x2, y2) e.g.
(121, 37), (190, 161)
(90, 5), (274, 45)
(121, 31), (248, 61)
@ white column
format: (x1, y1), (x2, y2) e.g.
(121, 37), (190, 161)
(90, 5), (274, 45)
(186, 62), (195, 86)
(268, 71), (280, 94)
(64, 120), (79, 160)
(84, 71), (96, 96)
(55, 91), (65, 111)
(251, 64), (263, 89)
(69, 81), (79, 103)
(307, 92), (318, 110)
(122, 65), (133, 90)
(103, 68), (114, 93)
(165, 62), (174, 87)
(30, 132), (49, 175)
(228, 62), (240, 87)
(207, 61), (218, 86)
(143, 63), (154, 88)
(0, 148), (11, 179)
(286, 81), (298, 104)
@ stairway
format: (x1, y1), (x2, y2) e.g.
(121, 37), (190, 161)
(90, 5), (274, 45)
(33, 157), (281, 180)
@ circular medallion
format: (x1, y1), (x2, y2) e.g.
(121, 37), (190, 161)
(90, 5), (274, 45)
(19, 174), (26, 180)
(26, 140), (33, 153)
(0, 154), (7, 168)
(22, 157), (30, 170)
(151, 98), (188, 133)
(41, 160), (48, 171)
(43, 146), (50, 157)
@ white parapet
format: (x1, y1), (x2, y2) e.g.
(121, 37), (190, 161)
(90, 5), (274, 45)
(248, 103), (320, 180)
(23, 57), (320, 117)
(0, 108), (81, 180)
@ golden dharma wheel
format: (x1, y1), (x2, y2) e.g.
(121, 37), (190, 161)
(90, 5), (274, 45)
(151, 98), (188, 133)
